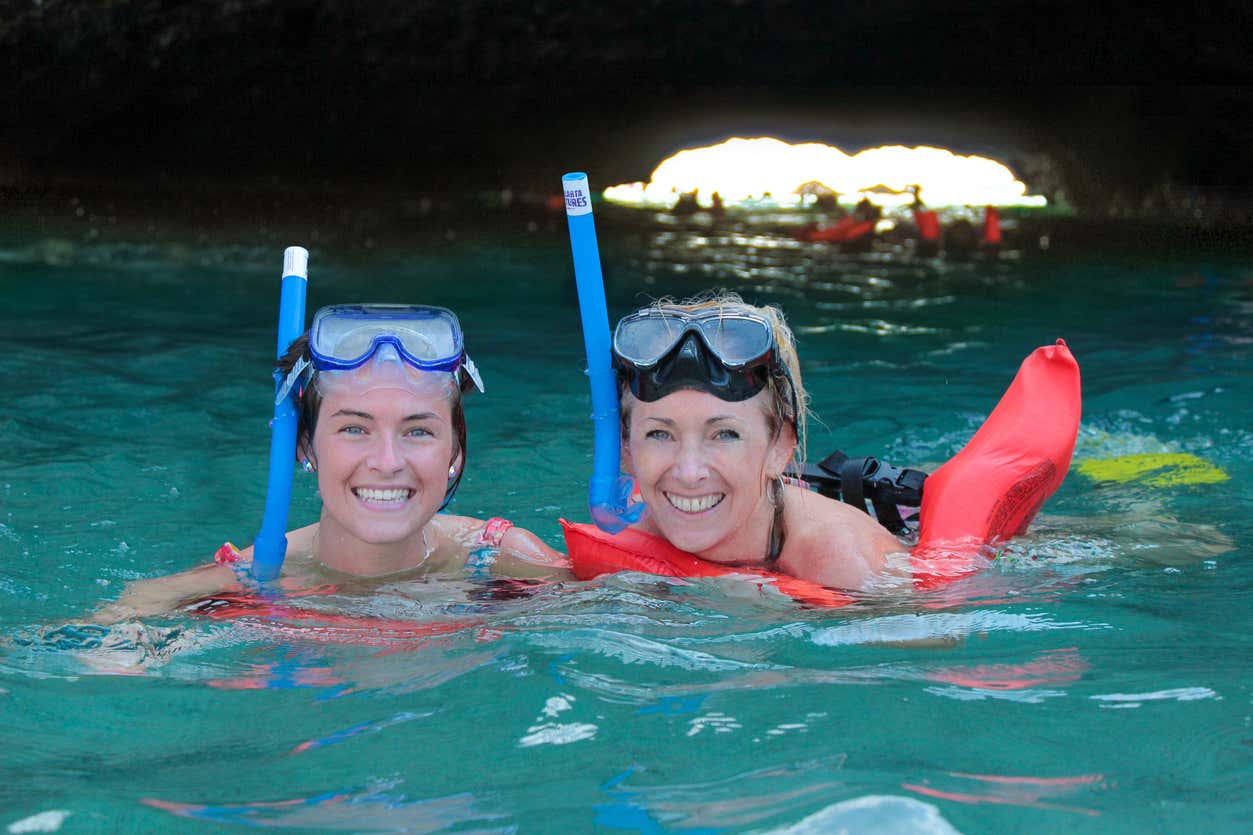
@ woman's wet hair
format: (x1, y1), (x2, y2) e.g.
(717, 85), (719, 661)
(617, 291), (809, 463)
(277, 334), (468, 469)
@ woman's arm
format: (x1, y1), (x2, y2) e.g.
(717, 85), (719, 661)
(92, 562), (240, 624)
(91, 523), (321, 624)
(494, 525), (574, 581)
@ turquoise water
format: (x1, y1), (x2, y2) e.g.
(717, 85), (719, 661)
(1, 218), (1250, 833)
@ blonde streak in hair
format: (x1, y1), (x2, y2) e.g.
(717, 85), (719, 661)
(677, 290), (744, 314)
(761, 302), (808, 465)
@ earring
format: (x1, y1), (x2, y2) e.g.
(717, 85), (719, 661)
(769, 475), (785, 507)
(302, 460), (315, 474)
(449, 465), (458, 478)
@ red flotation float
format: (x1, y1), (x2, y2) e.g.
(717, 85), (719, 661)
(563, 340), (1082, 605)
(795, 217), (878, 244)
(560, 523), (855, 607)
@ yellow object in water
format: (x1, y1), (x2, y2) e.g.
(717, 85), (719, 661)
(1077, 453), (1229, 487)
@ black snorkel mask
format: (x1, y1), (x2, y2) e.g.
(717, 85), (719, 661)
(612, 306), (799, 432)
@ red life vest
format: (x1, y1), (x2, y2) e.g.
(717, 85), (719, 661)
(983, 205), (1003, 245)
(914, 209), (941, 241)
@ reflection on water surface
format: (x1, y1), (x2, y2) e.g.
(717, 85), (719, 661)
(0, 221), (1249, 833)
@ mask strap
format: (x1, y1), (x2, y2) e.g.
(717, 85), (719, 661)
(461, 354), (485, 393)
(275, 356), (311, 406)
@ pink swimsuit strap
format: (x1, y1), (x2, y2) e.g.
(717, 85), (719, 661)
(478, 517), (514, 547)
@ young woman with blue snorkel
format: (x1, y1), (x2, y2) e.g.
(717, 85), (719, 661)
(95, 303), (569, 623)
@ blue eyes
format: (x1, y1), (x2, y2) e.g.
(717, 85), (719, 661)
(643, 428), (740, 442)
(336, 424), (434, 438)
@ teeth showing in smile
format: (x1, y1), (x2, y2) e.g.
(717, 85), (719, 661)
(354, 488), (412, 503)
(665, 492), (724, 513)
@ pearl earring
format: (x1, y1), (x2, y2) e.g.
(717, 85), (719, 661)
(302, 460), (315, 474)
(448, 465), (458, 478)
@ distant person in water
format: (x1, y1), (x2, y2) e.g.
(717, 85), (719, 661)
(672, 189), (701, 216)
(611, 294), (904, 590)
(853, 197), (882, 223)
(815, 192), (841, 215)
(909, 185), (941, 256)
(96, 304), (568, 622)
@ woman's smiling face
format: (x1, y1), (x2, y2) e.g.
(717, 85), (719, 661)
(622, 388), (794, 562)
(309, 383), (459, 553)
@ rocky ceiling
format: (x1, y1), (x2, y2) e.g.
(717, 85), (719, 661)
(4, 1), (1252, 208)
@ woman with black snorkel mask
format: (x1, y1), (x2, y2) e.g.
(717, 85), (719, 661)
(95, 304), (568, 623)
(610, 294), (904, 591)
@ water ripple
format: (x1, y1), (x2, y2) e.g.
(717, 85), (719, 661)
(524, 627), (778, 672)
(810, 610), (1104, 646)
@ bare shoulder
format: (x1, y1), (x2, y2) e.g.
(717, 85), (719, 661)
(284, 522), (319, 556)
(780, 488), (906, 590)
(432, 513), (488, 542)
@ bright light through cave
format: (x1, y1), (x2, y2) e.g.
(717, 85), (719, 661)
(603, 137), (1047, 210)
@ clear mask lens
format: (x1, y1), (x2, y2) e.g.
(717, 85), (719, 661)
(614, 308), (773, 369)
(310, 304), (465, 371)
(315, 344), (460, 401)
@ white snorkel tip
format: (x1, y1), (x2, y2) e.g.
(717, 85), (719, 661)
(283, 246), (309, 280)
(562, 172), (593, 217)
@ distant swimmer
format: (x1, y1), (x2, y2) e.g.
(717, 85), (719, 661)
(853, 197), (882, 223)
(910, 185), (941, 256)
(672, 189), (701, 215)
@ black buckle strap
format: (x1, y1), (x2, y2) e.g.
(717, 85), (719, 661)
(785, 450), (928, 534)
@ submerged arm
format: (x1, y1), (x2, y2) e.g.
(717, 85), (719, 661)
(92, 562), (239, 624)
(91, 523), (321, 624)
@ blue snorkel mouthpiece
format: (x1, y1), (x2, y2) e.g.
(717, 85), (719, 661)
(562, 172), (646, 533)
(252, 246), (309, 582)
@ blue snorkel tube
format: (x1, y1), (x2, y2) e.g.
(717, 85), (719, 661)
(562, 173), (645, 532)
(251, 246), (309, 581)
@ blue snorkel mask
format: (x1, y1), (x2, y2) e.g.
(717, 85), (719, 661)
(277, 304), (484, 404)
(276, 303), (485, 511)
(310, 304), (476, 376)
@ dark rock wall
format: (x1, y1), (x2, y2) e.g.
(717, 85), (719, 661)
(4, 0), (1253, 216)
